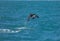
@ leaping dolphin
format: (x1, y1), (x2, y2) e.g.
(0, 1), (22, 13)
(27, 13), (39, 21)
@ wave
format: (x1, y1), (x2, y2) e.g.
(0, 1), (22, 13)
(0, 27), (31, 33)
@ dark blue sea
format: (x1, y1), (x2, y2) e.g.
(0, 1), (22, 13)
(0, 1), (60, 41)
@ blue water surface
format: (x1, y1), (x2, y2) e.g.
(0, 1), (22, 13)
(0, 1), (60, 41)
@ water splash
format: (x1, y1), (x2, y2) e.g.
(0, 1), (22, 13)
(0, 27), (31, 33)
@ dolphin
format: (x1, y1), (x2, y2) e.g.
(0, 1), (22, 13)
(27, 13), (39, 21)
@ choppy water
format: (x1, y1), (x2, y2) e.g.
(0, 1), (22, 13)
(0, 1), (60, 41)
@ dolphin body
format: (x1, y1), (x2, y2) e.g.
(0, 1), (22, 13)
(27, 14), (39, 21)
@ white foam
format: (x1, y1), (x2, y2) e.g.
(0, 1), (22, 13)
(0, 27), (31, 33)
(15, 31), (19, 33)
(0, 29), (20, 33)
(16, 27), (27, 29)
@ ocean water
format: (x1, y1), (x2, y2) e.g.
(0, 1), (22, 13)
(0, 1), (60, 41)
